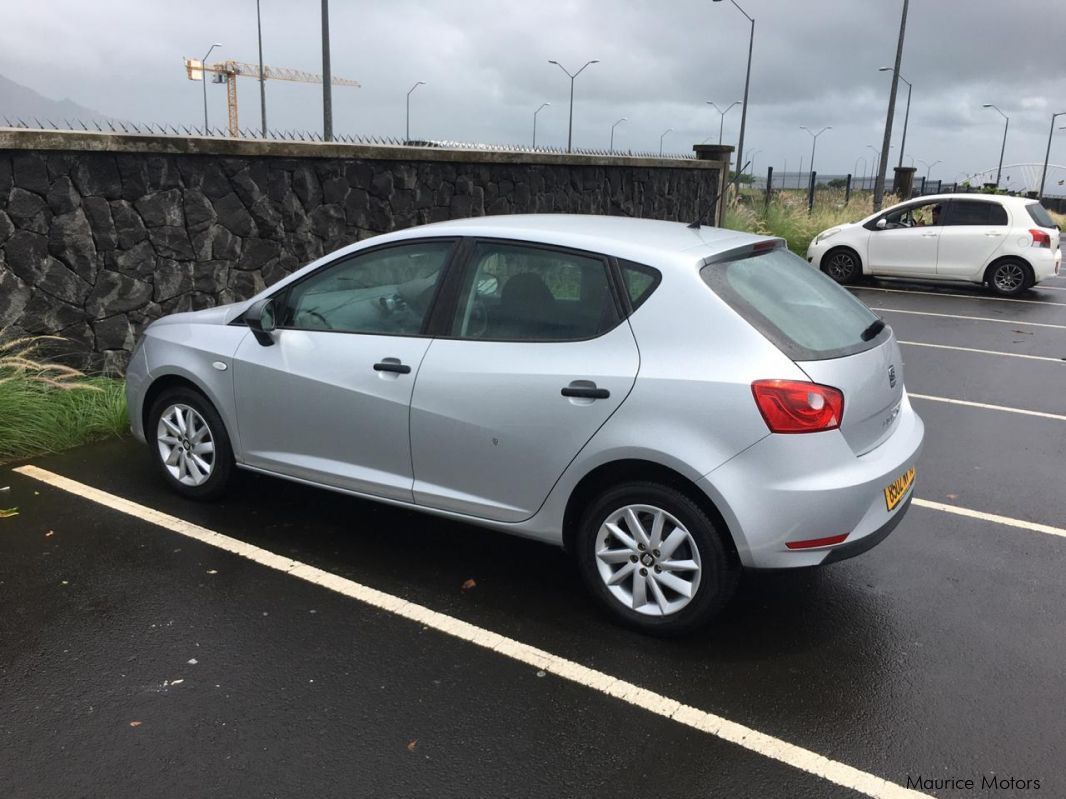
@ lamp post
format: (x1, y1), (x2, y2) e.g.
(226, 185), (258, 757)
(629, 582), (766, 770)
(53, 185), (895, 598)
(406, 81), (425, 142)
(610, 116), (627, 154)
(874, 0), (909, 210)
(706, 101), (741, 145)
(548, 59), (599, 153)
(748, 148), (761, 181)
(1038, 112), (1066, 200)
(256, 0), (267, 137)
(982, 104), (1010, 187)
(532, 102), (550, 148)
(879, 67), (911, 169)
(660, 128), (673, 157)
(321, 0), (332, 141)
(712, 0), (754, 182)
(854, 156), (866, 190)
(918, 159), (941, 181)
(201, 42), (222, 133)
(867, 144), (893, 189)
(800, 125), (831, 176)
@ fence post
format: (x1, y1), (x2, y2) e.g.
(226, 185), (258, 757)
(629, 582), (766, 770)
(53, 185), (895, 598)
(807, 171), (816, 213)
(920, 176), (926, 195)
(845, 173), (852, 205)
(765, 166), (773, 208)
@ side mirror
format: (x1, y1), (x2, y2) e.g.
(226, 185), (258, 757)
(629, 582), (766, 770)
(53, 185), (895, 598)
(875, 218), (888, 230)
(246, 297), (277, 347)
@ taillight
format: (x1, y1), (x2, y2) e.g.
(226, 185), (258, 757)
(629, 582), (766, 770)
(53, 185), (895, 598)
(1030, 229), (1051, 248)
(751, 380), (844, 433)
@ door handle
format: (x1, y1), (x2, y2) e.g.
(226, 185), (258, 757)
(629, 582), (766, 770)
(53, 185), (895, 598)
(921, 232), (938, 238)
(373, 359), (412, 374)
(562, 384), (610, 400)
(984, 232), (1003, 237)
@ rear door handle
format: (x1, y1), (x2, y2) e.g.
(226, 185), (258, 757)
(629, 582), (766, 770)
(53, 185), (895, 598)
(562, 383), (610, 400)
(374, 358), (412, 374)
(984, 232), (1004, 237)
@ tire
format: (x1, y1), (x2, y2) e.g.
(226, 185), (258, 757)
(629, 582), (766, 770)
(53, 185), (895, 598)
(147, 387), (235, 500)
(986, 259), (1032, 297)
(821, 247), (862, 284)
(575, 482), (739, 636)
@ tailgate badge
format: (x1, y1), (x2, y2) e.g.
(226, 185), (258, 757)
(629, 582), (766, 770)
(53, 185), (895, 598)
(888, 364), (897, 388)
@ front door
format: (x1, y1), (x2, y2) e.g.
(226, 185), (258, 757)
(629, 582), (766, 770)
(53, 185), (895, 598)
(866, 201), (943, 277)
(410, 240), (640, 522)
(232, 239), (455, 501)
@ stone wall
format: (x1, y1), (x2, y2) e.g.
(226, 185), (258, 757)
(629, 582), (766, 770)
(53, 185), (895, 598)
(0, 130), (728, 373)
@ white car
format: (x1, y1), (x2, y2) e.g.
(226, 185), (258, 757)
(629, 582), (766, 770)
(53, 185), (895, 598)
(807, 193), (1061, 296)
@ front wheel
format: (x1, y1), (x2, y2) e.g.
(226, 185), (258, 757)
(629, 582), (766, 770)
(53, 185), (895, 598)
(821, 248), (862, 284)
(148, 387), (234, 500)
(575, 482), (739, 636)
(986, 259), (1031, 297)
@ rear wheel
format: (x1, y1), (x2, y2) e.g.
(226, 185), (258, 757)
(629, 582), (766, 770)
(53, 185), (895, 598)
(148, 387), (234, 500)
(822, 247), (862, 284)
(575, 482), (739, 636)
(986, 259), (1031, 296)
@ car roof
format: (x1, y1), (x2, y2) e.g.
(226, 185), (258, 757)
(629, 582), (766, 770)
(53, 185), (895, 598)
(886, 193), (1036, 207)
(365, 214), (770, 269)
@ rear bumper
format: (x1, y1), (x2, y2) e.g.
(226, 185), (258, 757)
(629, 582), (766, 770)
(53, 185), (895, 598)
(1031, 247), (1060, 282)
(698, 395), (924, 569)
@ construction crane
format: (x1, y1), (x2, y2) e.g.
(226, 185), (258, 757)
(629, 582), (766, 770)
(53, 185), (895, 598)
(184, 57), (360, 137)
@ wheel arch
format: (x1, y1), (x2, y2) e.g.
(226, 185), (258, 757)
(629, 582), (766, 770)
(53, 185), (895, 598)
(561, 458), (739, 563)
(142, 373), (231, 447)
(984, 255), (1034, 287)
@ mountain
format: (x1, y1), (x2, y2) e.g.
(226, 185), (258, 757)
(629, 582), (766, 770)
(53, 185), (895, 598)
(0, 73), (110, 126)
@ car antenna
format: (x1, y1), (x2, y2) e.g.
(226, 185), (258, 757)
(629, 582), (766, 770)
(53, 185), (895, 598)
(688, 161), (751, 229)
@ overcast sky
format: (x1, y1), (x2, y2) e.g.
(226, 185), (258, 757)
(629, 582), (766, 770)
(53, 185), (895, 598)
(3, 0), (1066, 191)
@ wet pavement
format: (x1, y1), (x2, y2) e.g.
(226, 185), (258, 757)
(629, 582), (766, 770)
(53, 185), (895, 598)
(3, 274), (1066, 797)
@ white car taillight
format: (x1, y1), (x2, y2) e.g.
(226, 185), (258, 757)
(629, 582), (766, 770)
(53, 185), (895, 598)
(1030, 229), (1052, 248)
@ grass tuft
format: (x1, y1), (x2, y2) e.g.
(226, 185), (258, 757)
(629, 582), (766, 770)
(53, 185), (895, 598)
(724, 190), (874, 254)
(0, 334), (128, 462)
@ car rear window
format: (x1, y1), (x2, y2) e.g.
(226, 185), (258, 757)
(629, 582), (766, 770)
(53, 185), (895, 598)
(700, 247), (885, 361)
(619, 260), (661, 310)
(1026, 202), (1056, 228)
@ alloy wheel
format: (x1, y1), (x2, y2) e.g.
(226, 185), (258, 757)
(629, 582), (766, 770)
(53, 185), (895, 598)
(825, 251), (857, 282)
(156, 403), (216, 487)
(993, 263), (1025, 294)
(594, 504), (703, 616)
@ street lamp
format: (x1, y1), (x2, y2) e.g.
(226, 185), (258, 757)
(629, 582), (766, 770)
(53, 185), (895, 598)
(532, 102), (550, 148)
(406, 81), (425, 142)
(548, 59), (599, 153)
(706, 101), (741, 145)
(854, 156), (866, 189)
(879, 67), (912, 169)
(748, 148), (762, 180)
(1038, 112), (1066, 200)
(918, 159), (941, 181)
(712, 0), (755, 183)
(660, 128), (673, 157)
(610, 116), (627, 154)
(201, 42), (222, 133)
(873, 0), (909, 211)
(800, 125), (831, 176)
(256, 1), (267, 137)
(982, 104), (1010, 187)
(867, 144), (893, 188)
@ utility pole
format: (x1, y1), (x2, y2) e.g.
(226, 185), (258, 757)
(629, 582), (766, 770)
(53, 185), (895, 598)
(257, 0), (267, 137)
(321, 0), (333, 141)
(874, 0), (909, 211)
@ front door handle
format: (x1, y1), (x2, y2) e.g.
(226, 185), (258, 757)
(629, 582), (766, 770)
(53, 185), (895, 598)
(921, 232), (938, 238)
(562, 383), (610, 400)
(373, 358), (412, 374)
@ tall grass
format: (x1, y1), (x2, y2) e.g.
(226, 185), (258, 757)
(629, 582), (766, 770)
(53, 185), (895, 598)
(0, 335), (128, 462)
(724, 190), (874, 254)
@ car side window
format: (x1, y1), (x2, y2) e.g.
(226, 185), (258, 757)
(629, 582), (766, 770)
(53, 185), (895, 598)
(449, 242), (620, 341)
(941, 201), (1007, 226)
(619, 260), (662, 310)
(280, 241), (453, 335)
(881, 202), (941, 228)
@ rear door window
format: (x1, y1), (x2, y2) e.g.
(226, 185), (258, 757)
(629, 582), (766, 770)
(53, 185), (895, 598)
(942, 200), (1007, 226)
(701, 247), (884, 361)
(619, 260), (661, 310)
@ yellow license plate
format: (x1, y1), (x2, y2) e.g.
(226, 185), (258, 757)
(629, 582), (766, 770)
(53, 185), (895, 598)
(884, 466), (916, 511)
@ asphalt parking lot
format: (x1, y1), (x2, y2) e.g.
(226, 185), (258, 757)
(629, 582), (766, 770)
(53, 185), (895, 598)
(3, 274), (1066, 798)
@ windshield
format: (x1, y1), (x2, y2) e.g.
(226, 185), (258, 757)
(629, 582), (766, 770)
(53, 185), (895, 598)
(701, 247), (886, 361)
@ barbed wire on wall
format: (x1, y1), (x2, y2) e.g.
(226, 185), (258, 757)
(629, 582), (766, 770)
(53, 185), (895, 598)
(0, 117), (696, 161)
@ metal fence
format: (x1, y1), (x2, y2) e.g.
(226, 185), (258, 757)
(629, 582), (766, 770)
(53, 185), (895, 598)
(0, 117), (696, 160)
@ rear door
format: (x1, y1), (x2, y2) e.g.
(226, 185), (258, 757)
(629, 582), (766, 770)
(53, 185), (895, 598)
(936, 199), (1010, 279)
(409, 239), (639, 522)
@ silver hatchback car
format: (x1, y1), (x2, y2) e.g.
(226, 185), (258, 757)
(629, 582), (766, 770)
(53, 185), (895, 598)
(127, 215), (924, 635)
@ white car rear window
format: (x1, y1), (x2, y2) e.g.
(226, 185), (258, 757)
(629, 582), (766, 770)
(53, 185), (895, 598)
(701, 247), (886, 361)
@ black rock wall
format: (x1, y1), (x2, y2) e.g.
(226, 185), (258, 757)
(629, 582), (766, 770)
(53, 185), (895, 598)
(0, 142), (720, 373)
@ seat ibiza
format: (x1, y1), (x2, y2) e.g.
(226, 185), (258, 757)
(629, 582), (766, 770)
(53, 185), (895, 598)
(127, 215), (924, 635)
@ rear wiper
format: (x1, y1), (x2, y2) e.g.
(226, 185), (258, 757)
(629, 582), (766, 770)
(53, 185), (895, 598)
(861, 318), (886, 342)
